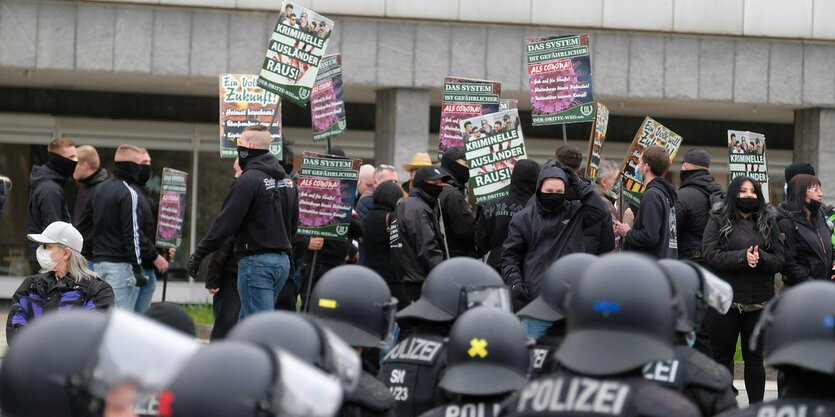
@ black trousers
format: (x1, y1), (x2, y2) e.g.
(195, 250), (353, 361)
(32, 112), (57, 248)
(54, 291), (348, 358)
(705, 307), (765, 403)
(210, 275), (240, 341)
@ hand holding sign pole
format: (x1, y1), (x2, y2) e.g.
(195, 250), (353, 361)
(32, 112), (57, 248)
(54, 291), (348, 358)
(156, 168), (188, 301)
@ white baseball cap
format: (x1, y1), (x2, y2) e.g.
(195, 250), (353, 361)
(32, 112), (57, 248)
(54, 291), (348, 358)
(27, 221), (83, 253)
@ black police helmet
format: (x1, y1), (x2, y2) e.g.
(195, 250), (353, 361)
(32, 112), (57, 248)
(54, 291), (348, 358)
(309, 265), (398, 348)
(517, 253), (597, 322)
(556, 253), (676, 376)
(751, 281), (835, 374)
(397, 258), (504, 322)
(229, 311), (323, 365)
(440, 307), (530, 396)
(658, 260), (707, 334)
(0, 310), (109, 417)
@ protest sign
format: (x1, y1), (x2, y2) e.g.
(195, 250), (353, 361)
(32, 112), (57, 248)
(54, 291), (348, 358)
(619, 117), (683, 208)
(499, 99), (518, 111)
(156, 168), (188, 249)
(297, 152), (362, 240)
(311, 54), (346, 142)
(728, 130), (770, 203)
(585, 102), (610, 179)
(258, 0), (334, 107)
(219, 74), (282, 159)
(439, 77), (501, 154)
(526, 34), (595, 125)
(463, 109), (526, 204)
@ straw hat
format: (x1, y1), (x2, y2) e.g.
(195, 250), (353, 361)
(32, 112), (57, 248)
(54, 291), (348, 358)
(402, 152), (436, 171)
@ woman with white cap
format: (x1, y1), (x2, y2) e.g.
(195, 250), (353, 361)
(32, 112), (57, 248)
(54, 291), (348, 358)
(7, 221), (114, 341)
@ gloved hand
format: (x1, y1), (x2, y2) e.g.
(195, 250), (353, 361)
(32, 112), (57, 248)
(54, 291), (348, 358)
(187, 253), (202, 278)
(510, 280), (531, 304)
(134, 272), (149, 288)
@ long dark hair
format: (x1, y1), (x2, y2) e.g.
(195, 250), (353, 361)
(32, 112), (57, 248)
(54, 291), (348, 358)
(787, 174), (822, 213)
(718, 176), (775, 250)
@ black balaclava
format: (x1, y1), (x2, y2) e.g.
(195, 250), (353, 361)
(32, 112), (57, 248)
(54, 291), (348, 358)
(114, 161), (141, 184)
(46, 152), (78, 178)
(441, 147), (470, 185)
(137, 165), (152, 187)
(237, 146), (269, 170)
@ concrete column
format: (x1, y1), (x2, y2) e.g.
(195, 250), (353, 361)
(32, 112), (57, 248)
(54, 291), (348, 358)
(374, 88), (431, 179)
(794, 108), (835, 202)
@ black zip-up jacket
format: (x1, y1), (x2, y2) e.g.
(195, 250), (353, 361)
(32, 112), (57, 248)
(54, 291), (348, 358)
(777, 202), (834, 285)
(92, 174), (143, 273)
(624, 177), (679, 259)
(476, 159), (539, 272)
(583, 185), (616, 255)
(676, 170), (722, 261)
(390, 188), (446, 284)
(27, 165), (70, 263)
(438, 180), (476, 258)
(501, 164), (608, 297)
(195, 154), (298, 259)
(205, 237), (238, 290)
(74, 168), (109, 258)
(132, 184), (160, 267)
(702, 204), (785, 304)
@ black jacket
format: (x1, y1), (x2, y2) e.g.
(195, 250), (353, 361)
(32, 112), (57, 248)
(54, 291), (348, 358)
(624, 177), (679, 259)
(501, 164), (608, 297)
(438, 181), (476, 258)
(73, 168), (109, 258)
(583, 185), (616, 255)
(476, 159), (539, 272)
(27, 165), (70, 262)
(92, 175), (143, 273)
(676, 170), (722, 261)
(777, 203), (835, 285)
(702, 205), (785, 304)
(362, 184), (403, 284)
(205, 237), (238, 290)
(132, 184), (161, 267)
(194, 154), (298, 259)
(390, 188), (446, 284)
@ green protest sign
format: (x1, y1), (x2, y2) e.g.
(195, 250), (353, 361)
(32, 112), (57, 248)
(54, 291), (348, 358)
(297, 152), (362, 240)
(155, 168), (188, 249)
(462, 109), (527, 204)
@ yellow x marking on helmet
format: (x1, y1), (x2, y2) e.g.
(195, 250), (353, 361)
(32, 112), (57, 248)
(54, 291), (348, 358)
(468, 338), (488, 358)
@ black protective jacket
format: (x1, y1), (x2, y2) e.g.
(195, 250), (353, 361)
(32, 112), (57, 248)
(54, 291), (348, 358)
(27, 165), (70, 263)
(194, 154), (298, 259)
(501, 164), (608, 297)
(777, 203), (835, 285)
(390, 188), (446, 284)
(92, 174), (143, 273)
(438, 181), (476, 258)
(702, 204), (785, 304)
(624, 177), (679, 259)
(676, 170), (722, 261)
(132, 184), (161, 267)
(340, 372), (396, 417)
(476, 159), (539, 272)
(73, 168), (109, 258)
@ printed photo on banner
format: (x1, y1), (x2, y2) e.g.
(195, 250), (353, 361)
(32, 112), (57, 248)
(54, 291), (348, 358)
(728, 130), (770, 202)
(258, 0), (334, 107)
(156, 168), (188, 249)
(526, 33), (594, 126)
(463, 109), (527, 204)
(311, 54), (346, 142)
(219, 74), (282, 159)
(585, 102), (610, 179)
(439, 77), (501, 154)
(297, 152), (362, 240)
(620, 117), (683, 207)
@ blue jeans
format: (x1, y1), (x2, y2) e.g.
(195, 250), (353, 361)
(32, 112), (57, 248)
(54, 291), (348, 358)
(521, 318), (553, 340)
(94, 262), (139, 309)
(237, 252), (290, 320)
(133, 266), (157, 313)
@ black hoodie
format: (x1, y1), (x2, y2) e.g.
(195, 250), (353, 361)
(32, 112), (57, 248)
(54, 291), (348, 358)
(362, 182), (404, 284)
(194, 154), (298, 259)
(501, 163), (608, 298)
(675, 170), (723, 261)
(476, 159), (540, 272)
(624, 177), (679, 259)
(27, 164), (71, 263)
(438, 148), (477, 258)
(74, 168), (110, 258)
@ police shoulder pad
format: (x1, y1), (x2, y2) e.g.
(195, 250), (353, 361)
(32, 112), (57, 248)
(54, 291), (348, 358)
(633, 382), (701, 417)
(677, 346), (733, 391)
(346, 372), (396, 412)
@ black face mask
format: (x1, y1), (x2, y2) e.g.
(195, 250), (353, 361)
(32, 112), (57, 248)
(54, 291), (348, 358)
(679, 169), (702, 184)
(137, 165), (151, 186)
(447, 162), (470, 185)
(238, 146), (269, 170)
(46, 152), (78, 178)
(416, 182), (444, 200)
(537, 191), (566, 213)
(114, 161), (141, 184)
(806, 199), (822, 213)
(736, 197), (759, 214)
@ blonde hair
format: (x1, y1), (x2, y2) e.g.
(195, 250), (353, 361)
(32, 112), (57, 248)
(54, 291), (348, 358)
(76, 145), (101, 171)
(47, 137), (76, 153)
(115, 144), (143, 162)
(43, 244), (98, 283)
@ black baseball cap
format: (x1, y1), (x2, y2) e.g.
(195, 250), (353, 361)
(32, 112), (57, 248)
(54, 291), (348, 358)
(413, 167), (451, 185)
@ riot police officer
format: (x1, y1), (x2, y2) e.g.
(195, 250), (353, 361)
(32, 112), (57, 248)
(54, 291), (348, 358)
(716, 281), (835, 417)
(419, 307), (529, 417)
(308, 265), (399, 417)
(379, 257), (508, 417)
(516, 253), (597, 378)
(501, 253), (701, 417)
(645, 260), (738, 416)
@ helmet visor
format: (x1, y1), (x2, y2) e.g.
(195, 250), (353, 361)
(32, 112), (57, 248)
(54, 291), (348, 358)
(90, 310), (199, 400)
(378, 297), (399, 350)
(459, 285), (512, 314)
(273, 349), (343, 417)
(320, 326), (361, 392)
(697, 265), (733, 314)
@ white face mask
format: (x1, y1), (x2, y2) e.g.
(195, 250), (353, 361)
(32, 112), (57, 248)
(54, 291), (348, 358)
(36, 246), (60, 272)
